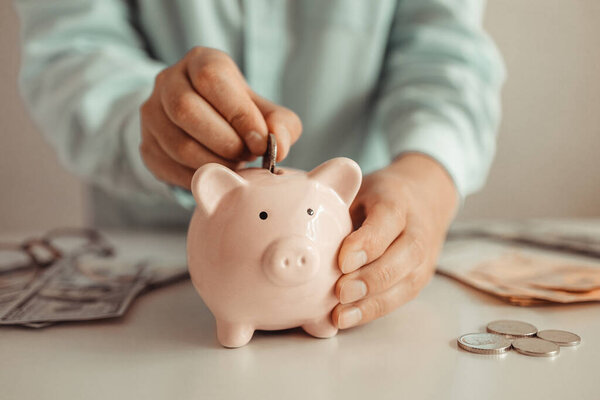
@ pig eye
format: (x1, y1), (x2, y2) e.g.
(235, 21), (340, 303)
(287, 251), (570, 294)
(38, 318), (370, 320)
(259, 211), (268, 220)
(307, 208), (314, 216)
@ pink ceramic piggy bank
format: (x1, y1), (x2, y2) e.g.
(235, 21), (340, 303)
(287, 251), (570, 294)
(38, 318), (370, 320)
(187, 157), (362, 348)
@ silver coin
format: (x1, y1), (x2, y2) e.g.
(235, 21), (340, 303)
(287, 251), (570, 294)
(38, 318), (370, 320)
(457, 333), (512, 355)
(536, 329), (581, 346)
(261, 133), (277, 173)
(486, 320), (537, 337)
(512, 337), (560, 357)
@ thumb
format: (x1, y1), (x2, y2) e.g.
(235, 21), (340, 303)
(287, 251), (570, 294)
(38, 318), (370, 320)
(251, 93), (302, 162)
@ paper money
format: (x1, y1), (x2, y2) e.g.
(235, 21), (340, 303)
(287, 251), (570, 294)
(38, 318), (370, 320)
(147, 262), (189, 288)
(0, 267), (38, 315)
(470, 254), (600, 302)
(0, 252), (188, 327)
(75, 255), (188, 289)
(439, 233), (600, 306)
(0, 254), (150, 325)
(448, 220), (600, 258)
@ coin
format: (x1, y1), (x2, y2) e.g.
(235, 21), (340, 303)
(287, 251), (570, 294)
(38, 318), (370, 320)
(457, 333), (512, 355)
(512, 337), (560, 357)
(486, 320), (537, 337)
(536, 329), (581, 346)
(262, 133), (277, 173)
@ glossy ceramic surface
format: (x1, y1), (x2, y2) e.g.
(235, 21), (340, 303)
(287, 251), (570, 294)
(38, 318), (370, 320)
(187, 157), (362, 347)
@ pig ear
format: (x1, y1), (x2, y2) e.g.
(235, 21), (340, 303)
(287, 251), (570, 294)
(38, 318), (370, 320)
(308, 157), (362, 206)
(191, 163), (247, 215)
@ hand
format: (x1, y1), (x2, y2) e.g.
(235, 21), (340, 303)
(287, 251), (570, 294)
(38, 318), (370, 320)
(140, 47), (302, 189)
(332, 153), (458, 329)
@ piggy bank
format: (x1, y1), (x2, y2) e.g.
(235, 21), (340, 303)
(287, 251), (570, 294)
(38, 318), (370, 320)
(186, 157), (362, 348)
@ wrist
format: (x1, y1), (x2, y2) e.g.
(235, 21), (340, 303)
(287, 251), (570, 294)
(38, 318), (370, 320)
(386, 152), (459, 220)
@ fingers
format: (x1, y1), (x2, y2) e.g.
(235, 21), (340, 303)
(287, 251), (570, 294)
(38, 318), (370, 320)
(143, 103), (241, 171)
(145, 46), (303, 185)
(186, 49), (270, 156)
(338, 199), (407, 274)
(252, 94), (302, 161)
(332, 260), (434, 330)
(139, 128), (196, 190)
(158, 66), (247, 160)
(335, 226), (427, 304)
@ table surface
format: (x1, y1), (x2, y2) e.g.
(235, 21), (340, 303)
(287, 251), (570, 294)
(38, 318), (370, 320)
(1, 220), (599, 400)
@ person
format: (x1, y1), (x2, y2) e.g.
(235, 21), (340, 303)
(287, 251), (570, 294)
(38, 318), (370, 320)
(14, 1), (504, 330)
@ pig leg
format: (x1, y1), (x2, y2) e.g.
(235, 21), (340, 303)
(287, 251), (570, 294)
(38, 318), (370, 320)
(302, 314), (338, 338)
(216, 320), (254, 348)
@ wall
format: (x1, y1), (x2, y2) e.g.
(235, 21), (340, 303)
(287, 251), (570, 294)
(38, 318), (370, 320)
(0, 3), (87, 232)
(0, 1), (598, 233)
(460, 0), (600, 218)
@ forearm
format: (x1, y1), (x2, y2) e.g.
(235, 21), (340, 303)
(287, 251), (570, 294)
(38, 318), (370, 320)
(373, 0), (505, 199)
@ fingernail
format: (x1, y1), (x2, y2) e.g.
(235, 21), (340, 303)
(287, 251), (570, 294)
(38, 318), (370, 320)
(341, 250), (367, 273)
(276, 127), (290, 161)
(340, 280), (367, 304)
(245, 131), (266, 154)
(338, 307), (362, 329)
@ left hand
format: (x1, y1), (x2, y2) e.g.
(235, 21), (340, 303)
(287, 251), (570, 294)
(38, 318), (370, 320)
(332, 153), (459, 329)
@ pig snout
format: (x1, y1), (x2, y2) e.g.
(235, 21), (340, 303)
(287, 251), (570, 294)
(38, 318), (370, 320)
(262, 236), (320, 286)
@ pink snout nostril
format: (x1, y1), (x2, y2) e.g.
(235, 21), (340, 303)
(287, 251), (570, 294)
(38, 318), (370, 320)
(262, 237), (320, 286)
(278, 252), (311, 270)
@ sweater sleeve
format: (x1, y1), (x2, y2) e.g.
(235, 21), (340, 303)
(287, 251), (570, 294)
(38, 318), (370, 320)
(372, 0), (505, 197)
(14, 0), (175, 202)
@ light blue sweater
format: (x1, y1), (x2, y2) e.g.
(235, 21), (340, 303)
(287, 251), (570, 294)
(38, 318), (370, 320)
(14, 0), (504, 228)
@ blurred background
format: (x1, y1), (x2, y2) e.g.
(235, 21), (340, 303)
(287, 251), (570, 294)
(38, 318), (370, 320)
(1, 1), (599, 232)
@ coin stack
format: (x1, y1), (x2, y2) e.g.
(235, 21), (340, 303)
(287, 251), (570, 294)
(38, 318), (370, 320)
(457, 320), (581, 357)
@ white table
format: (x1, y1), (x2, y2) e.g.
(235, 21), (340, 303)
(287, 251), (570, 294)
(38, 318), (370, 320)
(1, 222), (598, 400)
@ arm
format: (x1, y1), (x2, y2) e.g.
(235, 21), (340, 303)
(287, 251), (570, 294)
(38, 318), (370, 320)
(333, 0), (504, 328)
(373, 0), (505, 198)
(14, 0), (171, 201)
(15, 1), (301, 203)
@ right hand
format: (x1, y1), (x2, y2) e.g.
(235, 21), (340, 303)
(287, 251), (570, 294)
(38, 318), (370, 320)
(140, 47), (302, 189)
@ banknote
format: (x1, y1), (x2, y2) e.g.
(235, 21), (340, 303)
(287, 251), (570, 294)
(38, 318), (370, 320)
(471, 253), (600, 293)
(74, 255), (188, 289)
(0, 253), (151, 325)
(448, 220), (600, 258)
(146, 262), (189, 288)
(0, 249), (191, 327)
(0, 266), (39, 315)
(438, 234), (600, 306)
